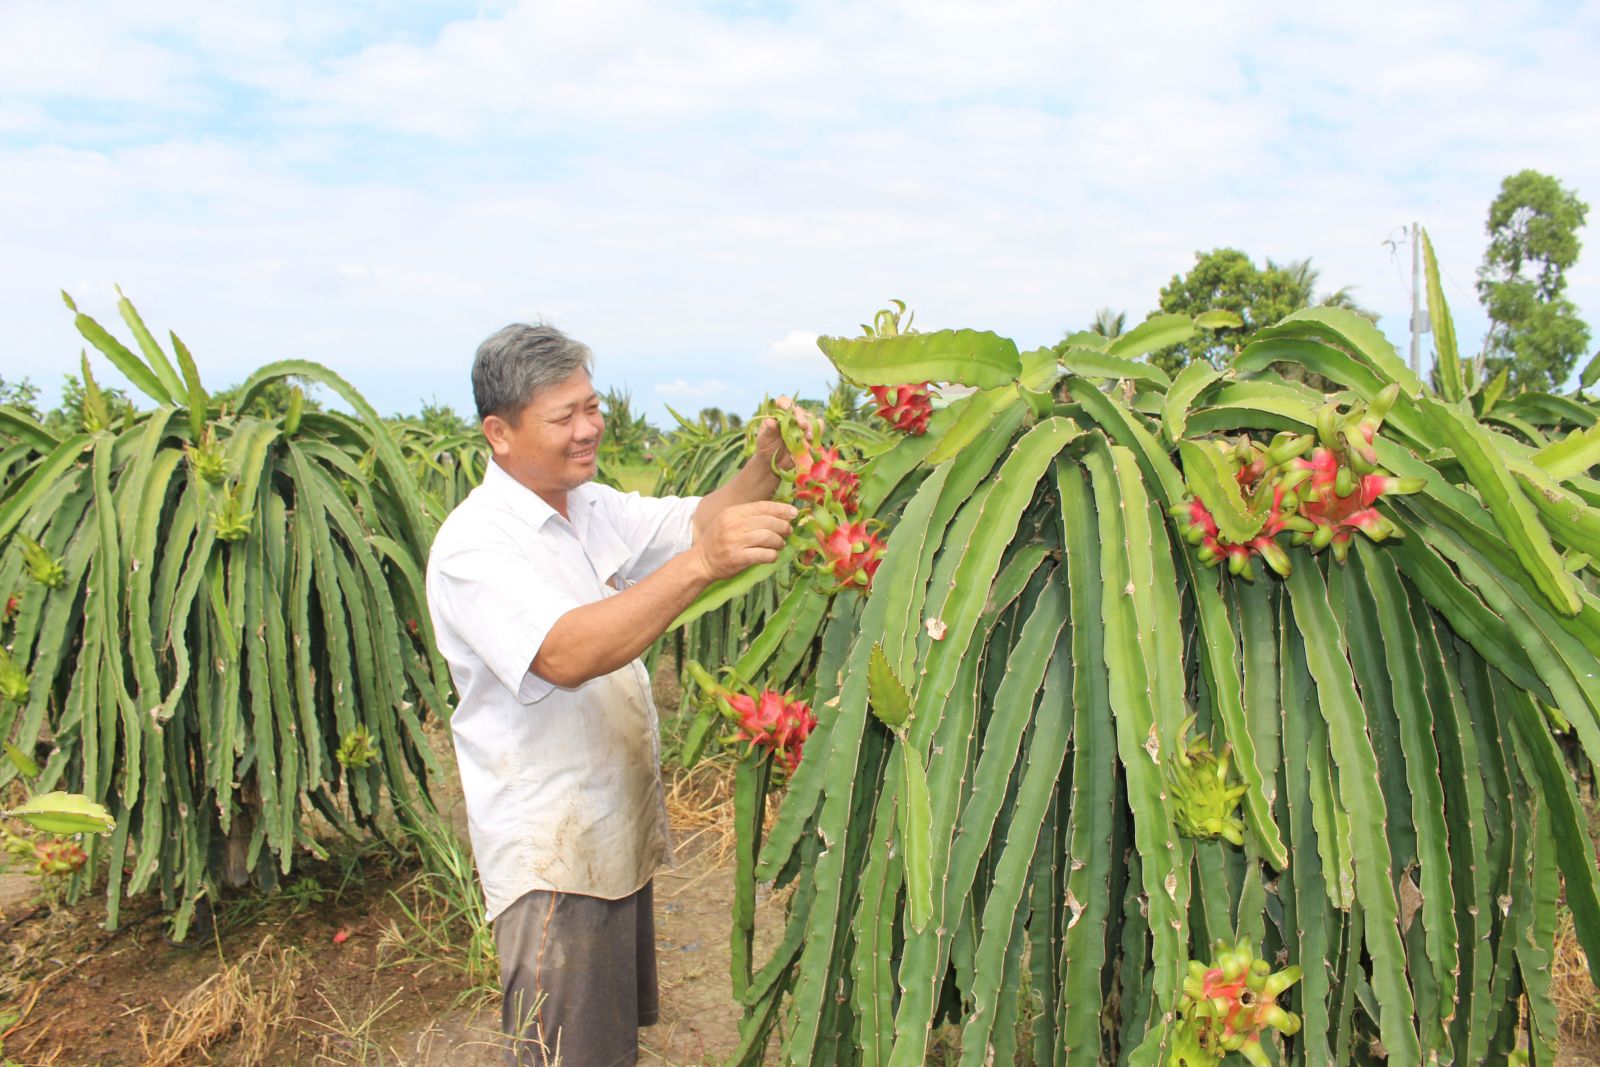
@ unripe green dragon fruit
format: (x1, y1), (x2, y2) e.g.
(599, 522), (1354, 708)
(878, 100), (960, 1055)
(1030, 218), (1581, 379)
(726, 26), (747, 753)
(0, 646), (29, 704)
(336, 725), (380, 769)
(212, 482), (255, 542)
(19, 537), (65, 590)
(187, 426), (228, 485)
(1166, 716), (1248, 845)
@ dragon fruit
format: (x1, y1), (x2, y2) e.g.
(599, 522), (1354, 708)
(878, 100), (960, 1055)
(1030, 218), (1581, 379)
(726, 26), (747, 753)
(719, 688), (816, 770)
(790, 446), (861, 515)
(1175, 938), (1302, 1067)
(32, 837), (88, 877)
(1284, 446), (1425, 563)
(1166, 716), (1249, 846)
(806, 519), (887, 591)
(868, 382), (934, 435)
(1172, 483), (1296, 582)
(1172, 394), (1423, 576)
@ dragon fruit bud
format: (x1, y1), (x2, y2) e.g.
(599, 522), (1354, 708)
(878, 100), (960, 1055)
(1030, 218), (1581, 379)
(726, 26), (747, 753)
(1347, 509), (1397, 541)
(1275, 465), (1312, 494)
(1367, 382), (1400, 426)
(1334, 465), (1356, 498)
(1267, 432), (1314, 466)
(1227, 552), (1255, 581)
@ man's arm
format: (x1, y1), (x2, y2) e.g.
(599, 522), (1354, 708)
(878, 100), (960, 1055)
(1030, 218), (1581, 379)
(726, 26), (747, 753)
(530, 500), (796, 688)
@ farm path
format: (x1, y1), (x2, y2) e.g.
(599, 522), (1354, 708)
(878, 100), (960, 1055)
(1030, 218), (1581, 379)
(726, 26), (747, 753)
(389, 843), (768, 1067)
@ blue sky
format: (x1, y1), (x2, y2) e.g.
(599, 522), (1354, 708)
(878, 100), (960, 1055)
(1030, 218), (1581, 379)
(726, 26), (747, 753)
(4, 1), (1600, 426)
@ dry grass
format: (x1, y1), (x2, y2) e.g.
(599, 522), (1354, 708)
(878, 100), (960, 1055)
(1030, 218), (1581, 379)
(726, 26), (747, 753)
(1555, 909), (1600, 1045)
(663, 756), (741, 866)
(137, 934), (303, 1067)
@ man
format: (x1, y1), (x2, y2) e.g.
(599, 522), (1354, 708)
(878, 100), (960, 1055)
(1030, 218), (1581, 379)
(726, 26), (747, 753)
(425, 323), (804, 1067)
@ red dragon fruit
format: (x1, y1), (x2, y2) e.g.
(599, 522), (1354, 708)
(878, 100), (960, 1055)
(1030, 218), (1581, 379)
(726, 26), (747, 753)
(1285, 447), (1424, 563)
(33, 837), (88, 877)
(808, 519), (887, 591)
(790, 446), (860, 514)
(1172, 483), (1296, 582)
(868, 382), (934, 435)
(719, 688), (816, 770)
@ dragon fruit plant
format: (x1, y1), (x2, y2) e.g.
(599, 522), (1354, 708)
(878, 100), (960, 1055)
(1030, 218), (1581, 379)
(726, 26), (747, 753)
(680, 247), (1600, 1067)
(0, 291), (448, 941)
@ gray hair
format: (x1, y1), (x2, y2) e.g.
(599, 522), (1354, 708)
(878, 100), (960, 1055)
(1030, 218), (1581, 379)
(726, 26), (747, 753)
(471, 324), (594, 423)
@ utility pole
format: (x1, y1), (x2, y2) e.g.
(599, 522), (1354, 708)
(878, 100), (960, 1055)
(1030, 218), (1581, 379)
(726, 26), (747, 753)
(1409, 221), (1423, 377)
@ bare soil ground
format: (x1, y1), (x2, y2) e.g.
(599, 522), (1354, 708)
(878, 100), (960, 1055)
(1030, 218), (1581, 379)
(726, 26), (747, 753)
(4, 677), (1600, 1065)
(0, 666), (777, 1067)
(0, 784), (770, 1067)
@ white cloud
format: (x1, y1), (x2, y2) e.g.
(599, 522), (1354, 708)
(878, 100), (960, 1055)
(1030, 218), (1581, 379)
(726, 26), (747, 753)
(655, 378), (728, 399)
(2, 1), (1599, 427)
(760, 331), (824, 366)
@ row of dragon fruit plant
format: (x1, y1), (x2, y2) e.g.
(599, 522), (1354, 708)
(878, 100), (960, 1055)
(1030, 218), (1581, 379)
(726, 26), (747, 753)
(673, 234), (1600, 1067)
(0, 291), (453, 939)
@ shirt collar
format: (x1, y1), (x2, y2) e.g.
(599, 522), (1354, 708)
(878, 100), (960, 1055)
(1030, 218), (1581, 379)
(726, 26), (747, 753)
(480, 460), (598, 533)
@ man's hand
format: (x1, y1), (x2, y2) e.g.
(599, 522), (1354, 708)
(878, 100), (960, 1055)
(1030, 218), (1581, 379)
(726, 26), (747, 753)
(754, 396), (822, 472)
(693, 500), (797, 581)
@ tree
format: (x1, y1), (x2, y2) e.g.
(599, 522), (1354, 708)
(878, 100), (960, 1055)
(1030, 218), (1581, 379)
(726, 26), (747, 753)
(393, 399), (473, 435)
(0, 375), (43, 419)
(1270, 257), (1378, 322)
(1089, 307), (1126, 340)
(212, 375), (324, 421)
(1476, 169), (1591, 391)
(1149, 249), (1314, 374)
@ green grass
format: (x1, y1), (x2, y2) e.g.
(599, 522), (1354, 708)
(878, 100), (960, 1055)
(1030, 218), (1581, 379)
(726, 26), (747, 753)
(609, 461), (660, 495)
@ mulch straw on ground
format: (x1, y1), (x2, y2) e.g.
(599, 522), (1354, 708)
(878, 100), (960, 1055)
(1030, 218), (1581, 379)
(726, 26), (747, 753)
(138, 935), (303, 1067)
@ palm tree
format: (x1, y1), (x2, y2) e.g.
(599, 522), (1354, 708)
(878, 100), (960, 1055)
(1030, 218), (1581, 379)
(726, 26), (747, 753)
(1271, 258), (1380, 323)
(1090, 307), (1127, 339)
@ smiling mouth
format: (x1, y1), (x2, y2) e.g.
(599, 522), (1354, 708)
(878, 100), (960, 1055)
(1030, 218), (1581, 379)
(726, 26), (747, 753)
(568, 447), (596, 461)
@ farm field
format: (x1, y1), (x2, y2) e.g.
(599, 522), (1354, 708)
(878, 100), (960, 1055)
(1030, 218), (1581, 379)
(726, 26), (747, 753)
(0, 682), (778, 1067)
(8, 284), (1600, 1065)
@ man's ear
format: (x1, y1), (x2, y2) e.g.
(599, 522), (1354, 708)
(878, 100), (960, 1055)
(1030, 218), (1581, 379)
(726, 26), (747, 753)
(481, 414), (512, 456)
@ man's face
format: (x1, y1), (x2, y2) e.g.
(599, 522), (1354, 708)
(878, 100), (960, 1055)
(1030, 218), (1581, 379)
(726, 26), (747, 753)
(484, 368), (605, 498)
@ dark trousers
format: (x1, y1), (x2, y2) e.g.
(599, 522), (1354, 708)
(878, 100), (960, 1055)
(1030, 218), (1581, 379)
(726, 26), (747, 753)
(494, 881), (659, 1067)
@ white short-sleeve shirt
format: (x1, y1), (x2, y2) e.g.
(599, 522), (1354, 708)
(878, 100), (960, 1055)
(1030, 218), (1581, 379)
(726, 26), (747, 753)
(425, 460), (700, 919)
